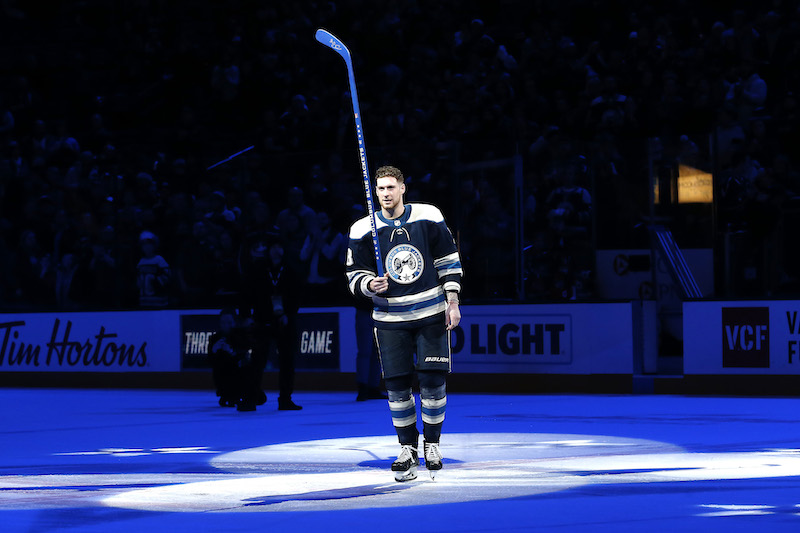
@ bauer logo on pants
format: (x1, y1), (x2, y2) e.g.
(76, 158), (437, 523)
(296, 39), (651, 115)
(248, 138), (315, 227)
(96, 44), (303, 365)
(722, 307), (769, 368)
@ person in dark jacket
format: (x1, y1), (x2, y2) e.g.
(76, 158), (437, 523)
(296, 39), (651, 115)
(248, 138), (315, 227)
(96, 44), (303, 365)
(239, 232), (302, 410)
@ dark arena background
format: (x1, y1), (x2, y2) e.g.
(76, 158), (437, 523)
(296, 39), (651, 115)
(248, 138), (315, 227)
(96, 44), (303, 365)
(3, 1), (800, 531)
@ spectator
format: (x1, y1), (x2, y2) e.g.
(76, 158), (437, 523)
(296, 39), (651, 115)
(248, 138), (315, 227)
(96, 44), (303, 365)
(544, 166), (594, 285)
(4, 0), (800, 307)
(471, 191), (514, 299)
(85, 226), (119, 308)
(715, 105), (747, 167)
(0, 94), (14, 139)
(54, 253), (79, 310)
(0, 140), (29, 181)
(725, 60), (768, 122)
(135, 230), (170, 308)
(212, 229), (241, 307)
(13, 229), (54, 307)
(300, 210), (347, 306)
(279, 94), (313, 150)
(275, 186), (317, 279)
(174, 221), (217, 306)
(204, 190), (238, 231)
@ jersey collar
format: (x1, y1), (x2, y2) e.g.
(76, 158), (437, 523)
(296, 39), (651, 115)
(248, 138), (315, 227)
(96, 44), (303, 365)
(378, 204), (411, 226)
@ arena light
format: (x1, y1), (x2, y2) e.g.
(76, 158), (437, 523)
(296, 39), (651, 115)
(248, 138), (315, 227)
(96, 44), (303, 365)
(678, 164), (713, 204)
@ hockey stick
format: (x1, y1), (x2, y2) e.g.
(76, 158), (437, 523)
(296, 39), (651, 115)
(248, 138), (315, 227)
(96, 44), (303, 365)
(206, 145), (254, 171)
(315, 28), (384, 277)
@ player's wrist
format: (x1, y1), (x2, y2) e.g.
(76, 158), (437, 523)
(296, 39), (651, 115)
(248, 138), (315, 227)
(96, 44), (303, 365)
(363, 277), (378, 297)
(446, 291), (459, 305)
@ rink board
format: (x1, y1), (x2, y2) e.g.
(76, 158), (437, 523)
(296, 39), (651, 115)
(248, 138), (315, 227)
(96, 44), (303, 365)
(0, 303), (640, 375)
(684, 300), (800, 375)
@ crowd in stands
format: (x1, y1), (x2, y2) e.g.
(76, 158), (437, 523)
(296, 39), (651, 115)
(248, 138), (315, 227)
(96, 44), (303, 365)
(1, 0), (799, 310)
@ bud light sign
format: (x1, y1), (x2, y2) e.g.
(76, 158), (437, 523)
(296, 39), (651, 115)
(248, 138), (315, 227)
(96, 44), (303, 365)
(451, 309), (574, 371)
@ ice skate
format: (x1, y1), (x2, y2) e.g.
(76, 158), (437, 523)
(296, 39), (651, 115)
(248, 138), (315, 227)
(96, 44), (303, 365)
(391, 444), (419, 482)
(424, 441), (443, 480)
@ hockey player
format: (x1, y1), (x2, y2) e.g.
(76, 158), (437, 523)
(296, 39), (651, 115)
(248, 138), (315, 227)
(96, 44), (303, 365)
(346, 165), (463, 481)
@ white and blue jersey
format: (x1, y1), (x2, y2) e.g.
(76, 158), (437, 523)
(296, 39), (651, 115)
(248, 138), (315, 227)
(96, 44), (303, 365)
(347, 203), (463, 330)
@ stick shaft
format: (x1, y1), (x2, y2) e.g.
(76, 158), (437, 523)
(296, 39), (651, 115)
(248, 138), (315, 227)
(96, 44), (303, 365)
(206, 145), (254, 171)
(315, 28), (384, 276)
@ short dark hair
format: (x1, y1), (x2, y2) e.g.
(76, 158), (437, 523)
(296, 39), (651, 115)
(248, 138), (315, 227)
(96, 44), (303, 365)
(375, 165), (404, 183)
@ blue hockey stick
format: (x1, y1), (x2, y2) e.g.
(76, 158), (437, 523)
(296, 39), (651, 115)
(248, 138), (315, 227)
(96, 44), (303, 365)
(315, 28), (384, 276)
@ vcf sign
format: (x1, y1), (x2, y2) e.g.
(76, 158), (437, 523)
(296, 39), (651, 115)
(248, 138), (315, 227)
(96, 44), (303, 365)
(722, 307), (769, 368)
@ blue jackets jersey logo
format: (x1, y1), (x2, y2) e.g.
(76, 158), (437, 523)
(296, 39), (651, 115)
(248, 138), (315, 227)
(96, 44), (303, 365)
(386, 244), (424, 284)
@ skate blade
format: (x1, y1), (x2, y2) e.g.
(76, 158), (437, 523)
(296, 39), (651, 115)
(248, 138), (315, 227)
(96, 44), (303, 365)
(394, 466), (417, 482)
(427, 464), (442, 480)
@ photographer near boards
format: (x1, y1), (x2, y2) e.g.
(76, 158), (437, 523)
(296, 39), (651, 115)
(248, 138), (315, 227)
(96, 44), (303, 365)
(208, 308), (265, 411)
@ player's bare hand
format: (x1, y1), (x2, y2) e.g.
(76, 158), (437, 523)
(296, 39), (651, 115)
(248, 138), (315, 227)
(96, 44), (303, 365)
(446, 302), (461, 330)
(369, 276), (389, 293)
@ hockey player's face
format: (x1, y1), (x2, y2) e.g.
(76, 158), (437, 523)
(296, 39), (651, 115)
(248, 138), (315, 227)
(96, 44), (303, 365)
(375, 176), (405, 211)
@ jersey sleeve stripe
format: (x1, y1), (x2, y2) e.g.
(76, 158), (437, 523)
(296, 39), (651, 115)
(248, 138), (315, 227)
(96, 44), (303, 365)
(347, 269), (376, 282)
(442, 281), (461, 293)
(433, 252), (461, 267)
(434, 252), (463, 278)
(347, 269), (376, 295)
(436, 266), (463, 278)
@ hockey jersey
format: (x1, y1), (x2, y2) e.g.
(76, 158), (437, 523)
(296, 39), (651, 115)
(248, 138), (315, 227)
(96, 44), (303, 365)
(346, 203), (463, 329)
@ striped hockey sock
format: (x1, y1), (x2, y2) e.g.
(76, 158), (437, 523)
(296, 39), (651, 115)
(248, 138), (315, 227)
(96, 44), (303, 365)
(420, 384), (446, 443)
(388, 389), (418, 445)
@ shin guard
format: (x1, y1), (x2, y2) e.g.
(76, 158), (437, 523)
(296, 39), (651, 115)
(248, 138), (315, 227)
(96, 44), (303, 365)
(420, 383), (446, 444)
(388, 388), (418, 445)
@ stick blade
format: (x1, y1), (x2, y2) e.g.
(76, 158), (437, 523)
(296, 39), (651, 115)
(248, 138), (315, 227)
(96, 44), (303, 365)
(315, 28), (350, 59)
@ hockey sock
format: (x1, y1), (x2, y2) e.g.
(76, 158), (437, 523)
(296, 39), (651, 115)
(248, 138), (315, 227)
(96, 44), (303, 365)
(419, 371), (447, 443)
(387, 386), (418, 445)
